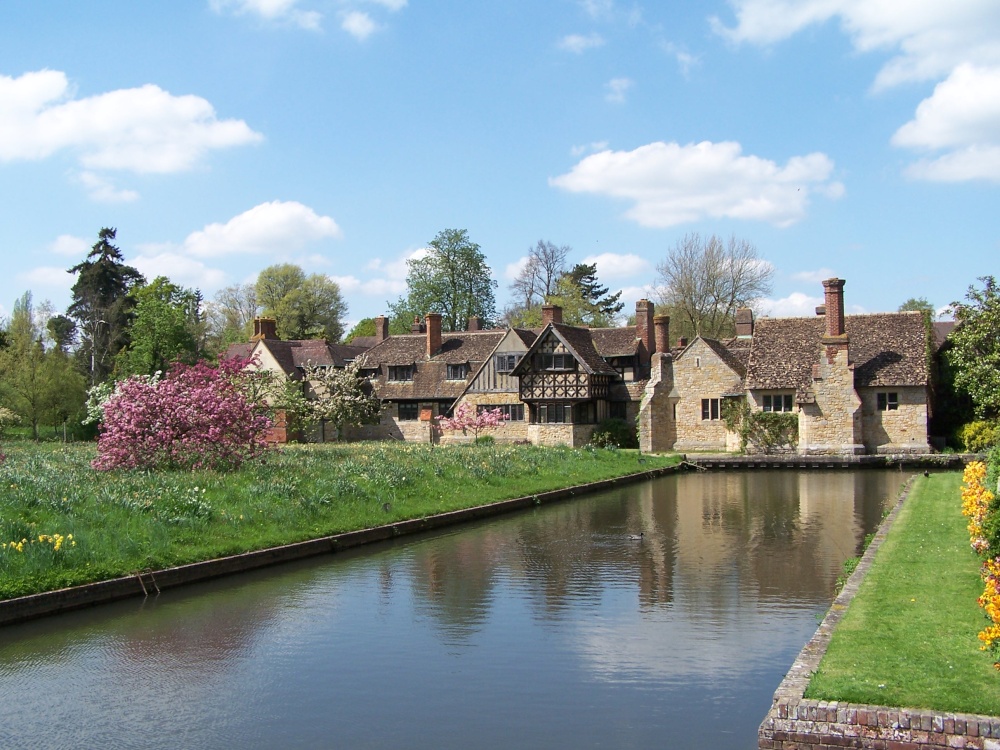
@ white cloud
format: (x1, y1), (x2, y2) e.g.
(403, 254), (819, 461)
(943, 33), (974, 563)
(580, 0), (615, 21)
(551, 140), (843, 228)
(0, 70), (263, 175)
(369, 0), (407, 9)
(210, 0), (322, 30)
(131, 251), (229, 290)
(582, 252), (652, 280)
(49, 235), (90, 257)
(892, 64), (1000, 182)
(558, 33), (606, 54)
(17, 265), (73, 289)
(181, 201), (342, 258)
(712, 1), (1000, 183)
(791, 268), (838, 284)
(759, 292), (824, 318)
(571, 141), (609, 157)
(330, 274), (406, 297)
(504, 256), (530, 281)
(76, 171), (140, 203)
(341, 11), (378, 40)
(605, 77), (634, 103)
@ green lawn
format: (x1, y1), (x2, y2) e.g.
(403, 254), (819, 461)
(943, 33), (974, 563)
(805, 472), (1000, 715)
(0, 441), (679, 600)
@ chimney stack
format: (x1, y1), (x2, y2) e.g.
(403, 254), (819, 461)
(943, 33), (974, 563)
(677, 337), (688, 348)
(375, 315), (389, 342)
(654, 315), (670, 355)
(426, 312), (442, 358)
(251, 317), (278, 341)
(735, 308), (754, 338)
(410, 316), (424, 334)
(467, 315), (482, 332)
(635, 299), (654, 362)
(542, 304), (563, 326)
(822, 278), (846, 339)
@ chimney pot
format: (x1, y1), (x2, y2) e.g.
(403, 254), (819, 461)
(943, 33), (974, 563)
(411, 316), (424, 334)
(252, 317), (278, 341)
(635, 299), (654, 363)
(822, 278), (846, 338)
(542, 305), (563, 326)
(654, 315), (670, 355)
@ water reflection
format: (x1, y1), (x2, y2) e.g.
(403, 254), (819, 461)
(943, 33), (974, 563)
(0, 470), (908, 750)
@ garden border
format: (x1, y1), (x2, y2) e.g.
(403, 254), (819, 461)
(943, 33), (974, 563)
(0, 464), (684, 627)
(758, 473), (1000, 750)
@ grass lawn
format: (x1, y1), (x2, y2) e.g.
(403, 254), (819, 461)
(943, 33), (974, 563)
(0, 440), (679, 600)
(805, 472), (1000, 716)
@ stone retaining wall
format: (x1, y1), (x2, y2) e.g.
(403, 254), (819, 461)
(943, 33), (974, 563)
(0, 464), (683, 627)
(758, 472), (1000, 750)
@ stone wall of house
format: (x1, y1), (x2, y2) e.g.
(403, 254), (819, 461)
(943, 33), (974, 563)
(639, 353), (677, 453)
(798, 342), (864, 455)
(672, 340), (739, 452)
(859, 386), (930, 453)
(527, 423), (596, 447)
(451, 393), (530, 442)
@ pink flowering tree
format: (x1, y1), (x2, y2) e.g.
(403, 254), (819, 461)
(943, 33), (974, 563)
(436, 402), (507, 443)
(93, 358), (273, 471)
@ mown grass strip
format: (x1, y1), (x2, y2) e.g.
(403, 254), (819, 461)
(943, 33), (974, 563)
(0, 441), (679, 601)
(805, 472), (999, 715)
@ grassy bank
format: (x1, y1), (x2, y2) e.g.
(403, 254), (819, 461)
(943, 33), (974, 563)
(0, 441), (679, 600)
(805, 472), (999, 716)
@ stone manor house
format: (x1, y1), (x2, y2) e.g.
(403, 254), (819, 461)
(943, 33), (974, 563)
(231, 278), (932, 455)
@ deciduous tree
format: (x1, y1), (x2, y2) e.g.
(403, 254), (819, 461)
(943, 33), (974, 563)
(655, 233), (773, 340)
(301, 361), (382, 438)
(115, 277), (200, 377)
(256, 264), (347, 341)
(389, 229), (497, 332)
(436, 402), (506, 443)
(947, 276), (1000, 420)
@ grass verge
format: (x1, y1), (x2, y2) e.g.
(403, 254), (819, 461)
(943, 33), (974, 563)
(805, 472), (999, 716)
(0, 441), (679, 600)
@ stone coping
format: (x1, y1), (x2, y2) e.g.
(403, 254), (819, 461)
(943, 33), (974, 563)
(758, 473), (1000, 750)
(688, 453), (972, 471)
(0, 463), (683, 628)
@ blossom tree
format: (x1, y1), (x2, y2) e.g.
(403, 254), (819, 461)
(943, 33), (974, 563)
(93, 358), (272, 471)
(436, 402), (507, 443)
(300, 361), (382, 439)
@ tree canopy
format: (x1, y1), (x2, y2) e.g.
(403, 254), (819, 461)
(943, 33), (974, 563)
(389, 229), (497, 332)
(655, 233), (773, 340)
(256, 264), (347, 342)
(899, 297), (936, 319)
(947, 276), (1000, 420)
(115, 277), (200, 377)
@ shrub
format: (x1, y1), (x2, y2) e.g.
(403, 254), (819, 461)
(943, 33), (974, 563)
(959, 421), (1000, 453)
(589, 418), (639, 449)
(93, 359), (273, 472)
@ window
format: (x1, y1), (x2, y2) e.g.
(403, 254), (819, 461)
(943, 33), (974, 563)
(446, 363), (468, 380)
(536, 353), (575, 371)
(574, 402), (596, 424)
(479, 403), (524, 421)
(388, 365), (413, 382)
(495, 354), (518, 372)
(762, 393), (794, 413)
(398, 402), (419, 420)
(609, 401), (627, 420)
(701, 398), (720, 421)
(535, 403), (573, 423)
(877, 392), (899, 411)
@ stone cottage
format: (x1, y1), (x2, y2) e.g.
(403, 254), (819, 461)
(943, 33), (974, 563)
(639, 278), (931, 455)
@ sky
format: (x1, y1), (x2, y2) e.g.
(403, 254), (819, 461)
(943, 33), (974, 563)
(1, 0), (998, 332)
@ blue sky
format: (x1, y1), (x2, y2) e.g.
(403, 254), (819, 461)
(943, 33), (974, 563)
(1, 0), (998, 330)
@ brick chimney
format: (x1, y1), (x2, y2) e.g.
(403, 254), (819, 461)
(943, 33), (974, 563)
(410, 316), (425, 334)
(654, 315), (670, 355)
(426, 312), (442, 358)
(677, 337), (688, 348)
(735, 307), (754, 338)
(251, 317), (278, 341)
(542, 304), (563, 326)
(467, 315), (482, 332)
(375, 315), (389, 342)
(822, 278), (846, 339)
(635, 299), (654, 362)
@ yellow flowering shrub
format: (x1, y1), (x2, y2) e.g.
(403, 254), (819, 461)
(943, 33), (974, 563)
(962, 462), (1000, 659)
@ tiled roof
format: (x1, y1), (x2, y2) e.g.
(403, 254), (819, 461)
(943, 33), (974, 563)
(590, 326), (639, 357)
(223, 343), (255, 362)
(702, 337), (748, 377)
(932, 321), (956, 352)
(745, 312), (928, 391)
(223, 339), (367, 379)
(551, 324), (620, 376)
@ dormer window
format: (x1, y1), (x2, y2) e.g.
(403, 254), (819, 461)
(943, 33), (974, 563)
(446, 363), (469, 380)
(388, 365), (414, 382)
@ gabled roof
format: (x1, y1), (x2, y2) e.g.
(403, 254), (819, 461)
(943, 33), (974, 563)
(744, 312), (928, 391)
(511, 323), (619, 376)
(590, 326), (639, 358)
(223, 339), (367, 379)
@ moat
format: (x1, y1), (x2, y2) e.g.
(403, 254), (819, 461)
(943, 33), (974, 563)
(0, 469), (910, 749)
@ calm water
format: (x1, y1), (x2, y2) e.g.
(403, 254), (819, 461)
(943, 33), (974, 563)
(0, 470), (909, 750)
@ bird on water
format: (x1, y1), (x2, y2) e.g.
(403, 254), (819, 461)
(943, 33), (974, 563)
(627, 532), (644, 541)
